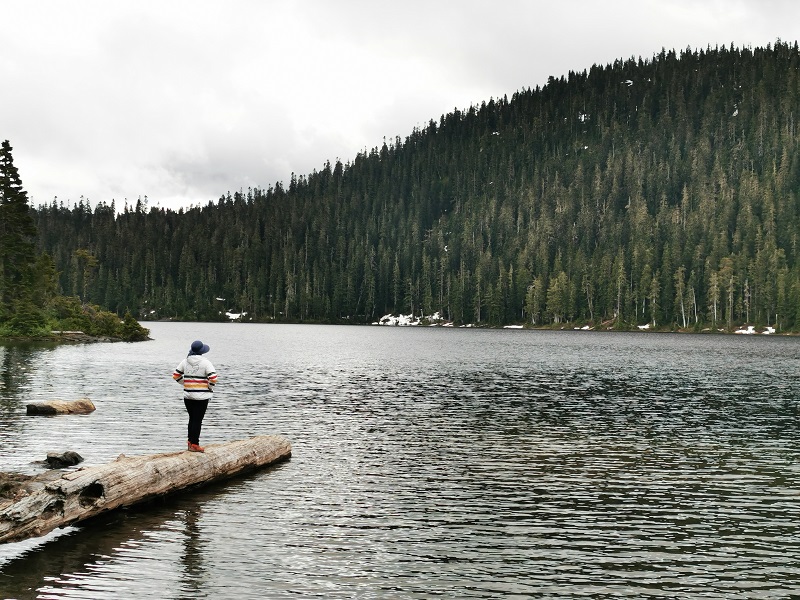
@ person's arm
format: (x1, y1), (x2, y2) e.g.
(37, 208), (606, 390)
(173, 360), (185, 384)
(206, 361), (218, 390)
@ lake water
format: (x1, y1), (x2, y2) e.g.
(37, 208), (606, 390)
(2, 323), (800, 598)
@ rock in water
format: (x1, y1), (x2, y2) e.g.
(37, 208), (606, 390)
(45, 451), (84, 468)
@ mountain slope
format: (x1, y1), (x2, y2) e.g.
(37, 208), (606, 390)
(34, 41), (800, 330)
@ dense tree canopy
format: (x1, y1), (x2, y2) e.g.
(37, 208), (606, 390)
(0, 140), (54, 333)
(31, 42), (800, 331)
(0, 141), (148, 340)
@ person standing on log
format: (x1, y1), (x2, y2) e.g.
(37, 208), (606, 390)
(173, 340), (218, 452)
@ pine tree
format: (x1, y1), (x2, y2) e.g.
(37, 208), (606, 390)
(0, 140), (39, 323)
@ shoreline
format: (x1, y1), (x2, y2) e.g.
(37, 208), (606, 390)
(2, 322), (793, 342)
(0, 331), (150, 344)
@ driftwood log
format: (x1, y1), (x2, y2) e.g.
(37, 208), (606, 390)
(26, 399), (96, 415)
(0, 435), (291, 544)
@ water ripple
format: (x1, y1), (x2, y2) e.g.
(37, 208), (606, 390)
(3, 326), (800, 598)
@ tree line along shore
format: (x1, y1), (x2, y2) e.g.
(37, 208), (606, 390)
(5, 43), (800, 334)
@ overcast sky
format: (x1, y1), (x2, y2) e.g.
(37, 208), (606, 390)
(2, 1), (799, 212)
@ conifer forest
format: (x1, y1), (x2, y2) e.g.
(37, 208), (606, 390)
(25, 42), (800, 331)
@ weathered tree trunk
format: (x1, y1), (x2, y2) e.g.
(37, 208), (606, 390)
(0, 435), (291, 544)
(26, 399), (96, 415)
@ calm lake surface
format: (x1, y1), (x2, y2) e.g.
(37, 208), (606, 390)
(2, 323), (800, 598)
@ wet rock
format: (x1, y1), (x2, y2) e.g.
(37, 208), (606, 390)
(45, 451), (84, 469)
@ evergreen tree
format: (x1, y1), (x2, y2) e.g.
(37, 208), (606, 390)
(0, 140), (39, 323)
(0, 140), (142, 340)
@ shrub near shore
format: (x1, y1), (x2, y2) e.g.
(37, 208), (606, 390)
(0, 296), (150, 342)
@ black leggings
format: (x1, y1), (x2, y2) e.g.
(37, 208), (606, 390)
(184, 399), (209, 444)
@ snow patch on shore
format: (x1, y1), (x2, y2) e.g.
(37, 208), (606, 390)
(735, 325), (775, 335)
(375, 312), (448, 326)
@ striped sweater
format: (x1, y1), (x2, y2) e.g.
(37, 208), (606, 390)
(173, 355), (218, 400)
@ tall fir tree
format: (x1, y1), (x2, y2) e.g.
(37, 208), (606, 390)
(0, 140), (39, 321)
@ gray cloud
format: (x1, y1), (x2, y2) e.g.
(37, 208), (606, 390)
(1, 0), (797, 210)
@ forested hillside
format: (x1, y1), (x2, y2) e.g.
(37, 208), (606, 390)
(33, 42), (800, 330)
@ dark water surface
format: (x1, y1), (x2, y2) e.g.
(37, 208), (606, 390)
(2, 323), (800, 598)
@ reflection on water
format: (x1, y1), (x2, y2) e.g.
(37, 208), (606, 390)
(0, 343), (46, 407)
(2, 325), (800, 598)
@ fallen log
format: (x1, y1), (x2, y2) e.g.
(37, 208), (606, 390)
(26, 399), (96, 415)
(0, 435), (291, 544)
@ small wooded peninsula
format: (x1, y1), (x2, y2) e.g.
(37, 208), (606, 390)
(11, 42), (800, 332)
(0, 141), (149, 340)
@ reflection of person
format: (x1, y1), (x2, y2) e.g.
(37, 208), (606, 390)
(178, 507), (204, 595)
(172, 340), (218, 452)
